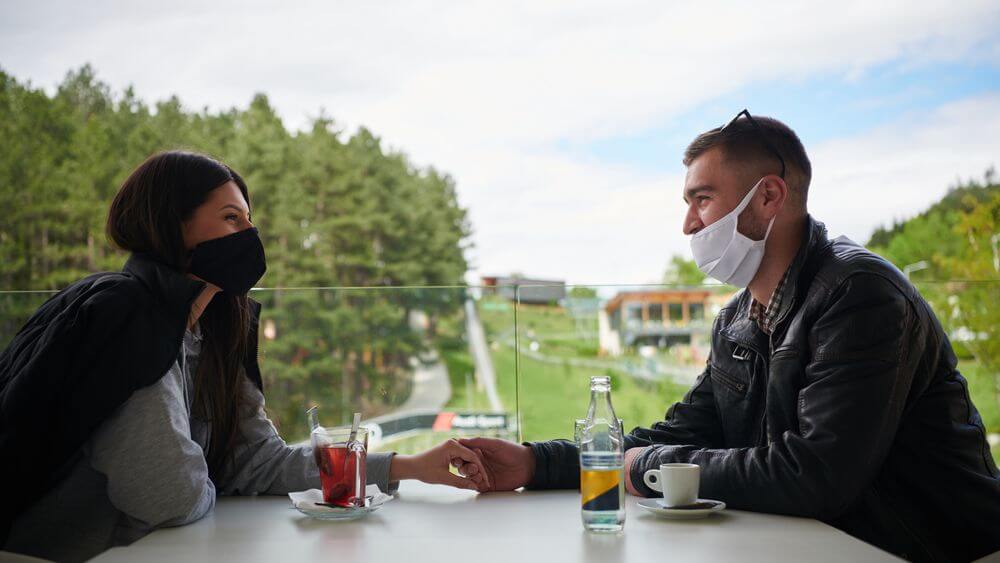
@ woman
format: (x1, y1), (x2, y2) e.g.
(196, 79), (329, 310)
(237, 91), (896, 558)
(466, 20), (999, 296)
(0, 151), (487, 562)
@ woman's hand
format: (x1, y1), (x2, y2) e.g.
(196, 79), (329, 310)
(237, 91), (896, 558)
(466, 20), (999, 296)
(389, 439), (491, 491)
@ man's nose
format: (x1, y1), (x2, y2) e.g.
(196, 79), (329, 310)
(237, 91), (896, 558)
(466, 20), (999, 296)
(683, 208), (704, 236)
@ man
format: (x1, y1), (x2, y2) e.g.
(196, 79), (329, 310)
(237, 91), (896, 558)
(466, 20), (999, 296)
(457, 111), (1000, 562)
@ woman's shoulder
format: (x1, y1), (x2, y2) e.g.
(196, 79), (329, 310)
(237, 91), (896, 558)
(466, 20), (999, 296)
(78, 271), (152, 311)
(26, 271), (154, 335)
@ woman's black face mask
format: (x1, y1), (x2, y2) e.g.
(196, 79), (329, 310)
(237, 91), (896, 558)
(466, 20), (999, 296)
(188, 227), (266, 295)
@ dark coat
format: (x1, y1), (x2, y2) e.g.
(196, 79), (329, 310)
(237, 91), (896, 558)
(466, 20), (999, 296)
(529, 217), (1000, 562)
(0, 253), (262, 543)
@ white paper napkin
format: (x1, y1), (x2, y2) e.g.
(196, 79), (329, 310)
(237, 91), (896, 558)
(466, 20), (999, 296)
(288, 484), (392, 511)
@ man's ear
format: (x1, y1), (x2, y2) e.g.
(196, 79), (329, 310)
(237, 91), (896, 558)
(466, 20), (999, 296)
(760, 175), (788, 218)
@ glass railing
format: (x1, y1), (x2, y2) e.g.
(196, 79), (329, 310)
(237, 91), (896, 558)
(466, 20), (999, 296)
(252, 286), (518, 453)
(0, 286), (519, 455)
(511, 283), (727, 443)
(513, 280), (998, 464)
(0, 280), (996, 462)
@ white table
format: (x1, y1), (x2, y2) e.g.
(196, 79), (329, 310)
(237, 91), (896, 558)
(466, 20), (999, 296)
(93, 482), (900, 562)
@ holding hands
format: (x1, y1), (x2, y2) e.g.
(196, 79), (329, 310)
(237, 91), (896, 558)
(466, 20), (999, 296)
(453, 437), (536, 492)
(390, 439), (492, 491)
(387, 437), (537, 493)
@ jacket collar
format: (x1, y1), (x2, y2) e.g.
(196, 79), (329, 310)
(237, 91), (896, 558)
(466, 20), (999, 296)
(720, 215), (830, 354)
(124, 253), (265, 391)
(123, 253), (206, 322)
(769, 215), (828, 326)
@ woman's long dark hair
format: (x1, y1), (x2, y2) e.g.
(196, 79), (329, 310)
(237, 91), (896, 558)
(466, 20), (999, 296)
(106, 150), (254, 481)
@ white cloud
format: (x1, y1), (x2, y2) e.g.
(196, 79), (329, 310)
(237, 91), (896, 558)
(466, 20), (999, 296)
(1, 0), (998, 284)
(460, 93), (1000, 285)
(810, 94), (1000, 245)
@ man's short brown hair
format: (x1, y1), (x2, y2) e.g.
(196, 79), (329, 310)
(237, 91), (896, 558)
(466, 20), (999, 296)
(683, 114), (812, 207)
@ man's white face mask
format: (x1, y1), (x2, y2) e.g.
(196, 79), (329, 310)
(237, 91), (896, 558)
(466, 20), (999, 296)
(689, 178), (774, 288)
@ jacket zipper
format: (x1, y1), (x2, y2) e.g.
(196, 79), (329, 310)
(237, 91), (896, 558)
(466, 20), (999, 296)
(759, 348), (769, 445)
(760, 294), (797, 446)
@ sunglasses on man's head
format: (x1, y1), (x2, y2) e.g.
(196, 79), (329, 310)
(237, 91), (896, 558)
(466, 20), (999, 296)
(721, 109), (786, 180)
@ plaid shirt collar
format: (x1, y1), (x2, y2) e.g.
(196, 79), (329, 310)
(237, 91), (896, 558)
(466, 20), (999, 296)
(748, 265), (792, 335)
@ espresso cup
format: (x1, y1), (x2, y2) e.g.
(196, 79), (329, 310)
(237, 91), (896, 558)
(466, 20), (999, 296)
(643, 463), (700, 507)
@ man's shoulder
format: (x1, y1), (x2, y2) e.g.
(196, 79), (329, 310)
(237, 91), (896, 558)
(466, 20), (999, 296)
(810, 236), (911, 297)
(790, 236), (921, 329)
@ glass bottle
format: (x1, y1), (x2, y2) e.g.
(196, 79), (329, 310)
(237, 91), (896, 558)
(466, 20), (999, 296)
(579, 375), (625, 532)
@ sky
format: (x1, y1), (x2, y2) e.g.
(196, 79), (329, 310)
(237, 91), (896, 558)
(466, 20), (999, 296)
(2, 0), (998, 285)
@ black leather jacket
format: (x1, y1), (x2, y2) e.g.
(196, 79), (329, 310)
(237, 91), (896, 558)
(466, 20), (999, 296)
(0, 254), (263, 544)
(529, 217), (1000, 562)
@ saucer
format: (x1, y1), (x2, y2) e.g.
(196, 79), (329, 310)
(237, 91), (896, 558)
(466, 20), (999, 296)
(637, 498), (726, 520)
(293, 497), (383, 521)
(289, 486), (391, 521)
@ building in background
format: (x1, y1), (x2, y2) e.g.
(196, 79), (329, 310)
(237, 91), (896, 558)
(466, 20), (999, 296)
(599, 289), (719, 356)
(480, 275), (566, 305)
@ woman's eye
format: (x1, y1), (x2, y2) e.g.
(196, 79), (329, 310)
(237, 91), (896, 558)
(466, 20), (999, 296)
(225, 214), (239, 222)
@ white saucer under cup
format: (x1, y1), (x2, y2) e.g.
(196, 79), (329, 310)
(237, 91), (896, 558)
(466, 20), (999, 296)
(637, 498), (726, 520)
(643, 463), (700, 507)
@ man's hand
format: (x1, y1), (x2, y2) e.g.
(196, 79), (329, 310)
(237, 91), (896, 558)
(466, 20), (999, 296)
(390, 439), (491, 491)
(454, 437), (536, 492)
(623, 446), (648, 496)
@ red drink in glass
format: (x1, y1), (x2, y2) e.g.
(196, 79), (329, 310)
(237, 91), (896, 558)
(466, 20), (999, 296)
(311, 424), (369, 508)
(315, 443), (367, 507)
